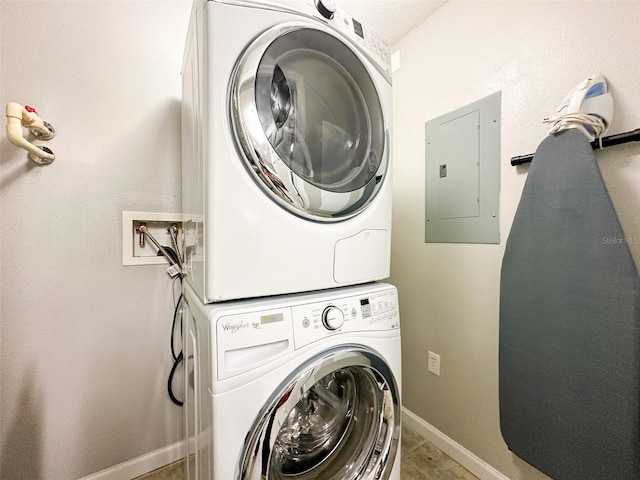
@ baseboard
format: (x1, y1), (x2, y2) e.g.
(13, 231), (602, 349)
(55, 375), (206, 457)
(402, 407), (510, 480)
(78, 409), (505, 480)
(78, 441), (183, 480)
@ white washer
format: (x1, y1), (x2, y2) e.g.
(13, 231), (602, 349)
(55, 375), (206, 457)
(183, 281), (401, 480)
(181, 0), (393, 303)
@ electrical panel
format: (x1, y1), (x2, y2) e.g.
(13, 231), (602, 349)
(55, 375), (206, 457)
(425, 92), (501, 244)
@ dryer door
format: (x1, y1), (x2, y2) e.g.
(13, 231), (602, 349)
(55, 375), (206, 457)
(230, 24), (389, 222)
(238, 346), (400, 480)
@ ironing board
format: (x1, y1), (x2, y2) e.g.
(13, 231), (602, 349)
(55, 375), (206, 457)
(500, 128), (640, 479)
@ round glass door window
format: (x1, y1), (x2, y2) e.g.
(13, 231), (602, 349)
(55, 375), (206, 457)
(239, 348), (400, 479)
(230, 26), (388, 221)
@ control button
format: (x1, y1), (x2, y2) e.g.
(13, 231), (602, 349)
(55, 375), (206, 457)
(315, 0), (336, 19)
(322, 306), (344, 330)
(302, 317), (310, 328)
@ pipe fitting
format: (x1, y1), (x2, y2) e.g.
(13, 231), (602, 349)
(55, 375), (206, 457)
(6, 102), (56, 165)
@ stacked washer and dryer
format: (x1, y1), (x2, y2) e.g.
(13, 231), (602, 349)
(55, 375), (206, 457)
(180, 0), (400, 479)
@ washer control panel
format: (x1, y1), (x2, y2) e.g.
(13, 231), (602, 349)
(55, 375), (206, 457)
(292, 286), (399, 349)
(213, 284), (398, 380)
(314, 0), (336, 19)
(322, 306), (345, 330)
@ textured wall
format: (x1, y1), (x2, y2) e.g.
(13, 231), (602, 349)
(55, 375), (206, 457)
(390, 1), (640, 478)
(0, 1), (191, 479)
(339, 0), (445, 44)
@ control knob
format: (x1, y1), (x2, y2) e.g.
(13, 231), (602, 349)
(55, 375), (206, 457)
(322, 306), (344, 330)
(314, 0), (336, 19)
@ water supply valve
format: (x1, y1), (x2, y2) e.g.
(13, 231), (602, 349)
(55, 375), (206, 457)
(5, 102), (56, 165)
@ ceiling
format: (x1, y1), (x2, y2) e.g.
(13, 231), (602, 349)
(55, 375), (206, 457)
(338, 0), (446, 45)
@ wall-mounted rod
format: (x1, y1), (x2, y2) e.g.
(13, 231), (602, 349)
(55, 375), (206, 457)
(511, 128), (640, 166)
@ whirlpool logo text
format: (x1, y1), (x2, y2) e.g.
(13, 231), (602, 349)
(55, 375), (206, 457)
(221, 320), (250, 333)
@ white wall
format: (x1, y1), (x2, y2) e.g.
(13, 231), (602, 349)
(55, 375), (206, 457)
(0, 1), (191, 479)
(4, 1), (640, 479)
(390, 1), (640, 479)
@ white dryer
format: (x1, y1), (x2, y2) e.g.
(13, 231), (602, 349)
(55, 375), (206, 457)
(183, 281), (401, 480)
(181, 0), (393, 303)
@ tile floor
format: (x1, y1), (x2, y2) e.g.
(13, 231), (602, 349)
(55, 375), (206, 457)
(401, 423), (479, 480)
(134, 422), (479, 480)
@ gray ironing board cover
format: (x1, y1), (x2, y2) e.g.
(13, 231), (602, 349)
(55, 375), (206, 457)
(500, 128), (640, 479)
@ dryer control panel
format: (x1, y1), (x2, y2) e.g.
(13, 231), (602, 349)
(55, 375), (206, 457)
(291, 287), (399, 349)
(304, 0), (391, 75)
(328, 7), (391, 75)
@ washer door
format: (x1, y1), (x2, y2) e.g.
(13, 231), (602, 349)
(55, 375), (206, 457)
(230, 24), (388, 221)
(238, 346), (400, 480)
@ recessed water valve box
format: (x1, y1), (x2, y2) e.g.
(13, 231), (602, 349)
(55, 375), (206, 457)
(122, 211), (183, 266)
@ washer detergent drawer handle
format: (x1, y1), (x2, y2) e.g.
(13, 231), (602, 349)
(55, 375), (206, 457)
(224, 339), (290, 372)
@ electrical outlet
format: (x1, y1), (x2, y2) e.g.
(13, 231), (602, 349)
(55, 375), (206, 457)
(428, 351), (441, 376)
